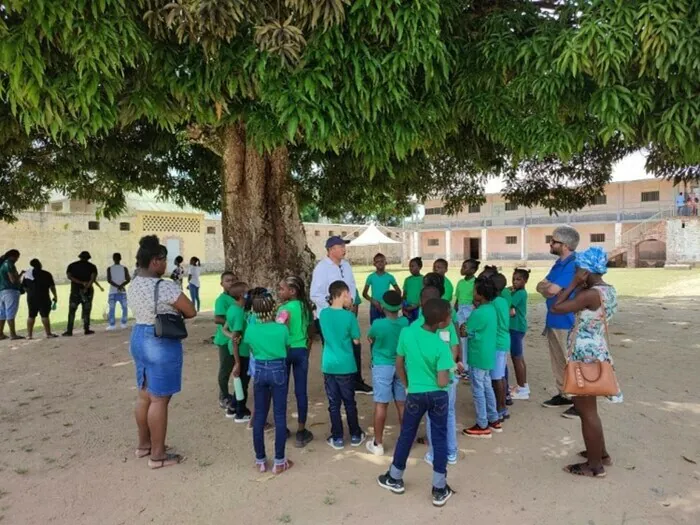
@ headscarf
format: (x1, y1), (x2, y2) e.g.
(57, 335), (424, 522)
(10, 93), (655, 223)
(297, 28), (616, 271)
(576, 246), (608, 275)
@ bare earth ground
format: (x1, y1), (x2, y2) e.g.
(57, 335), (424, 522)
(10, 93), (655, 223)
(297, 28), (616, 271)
(1, 296), (700, 525)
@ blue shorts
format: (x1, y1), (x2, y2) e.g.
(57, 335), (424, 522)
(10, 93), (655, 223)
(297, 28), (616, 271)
(130, 324), (183, 397)
(372, 365), (407, 403)
(510, 330), (525, 358)
(0, 289), (21, 321)
(490, 351), (508, 380)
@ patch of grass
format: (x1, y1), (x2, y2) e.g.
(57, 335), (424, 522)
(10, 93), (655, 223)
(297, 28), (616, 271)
(278, 514), (292, 523)
(14, 467), (28, 475)
(349, 479), (359, 486)
(197, 459), (213, 468)
(323, 491), (336, 506)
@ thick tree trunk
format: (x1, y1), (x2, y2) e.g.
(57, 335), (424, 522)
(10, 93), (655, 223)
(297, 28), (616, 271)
(219, 122), (315, 290)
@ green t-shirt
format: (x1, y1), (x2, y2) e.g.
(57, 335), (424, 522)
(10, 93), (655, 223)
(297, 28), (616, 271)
(466, 303), (497, 370)
(397, 326), (455, 393)
(365, 272), (398, 300)
(278, 299), (309, 348)
(510, 289), (528, 333)
(442, 277), (454, 302)
(455, 277), (475, 306)
(0, 260), (18, 292)
(320, 307), (361, 374)
(403, 275), (423, 306)
(368, 316), (409, 365)
(243, 321), (289, 361)
(414, 309), (459, 347)
(226, 303), (250, 357)
(492, 296), (511, 351)
(500, 288), (512, 307)
(213, 293), (237, 346)
(354, 290), (362, 306)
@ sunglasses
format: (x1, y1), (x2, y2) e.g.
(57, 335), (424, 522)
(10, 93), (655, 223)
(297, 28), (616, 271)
(550, 239), (563, 245)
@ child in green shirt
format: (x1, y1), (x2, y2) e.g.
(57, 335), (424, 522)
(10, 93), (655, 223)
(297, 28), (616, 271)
(433, 258), (454, 302)
(377, 297), (456, 507)
(366, 290), (409, 456)
(402, 256), (423, 324)
(244, 293), (293, 474)
(363, 252), (401, 325)
(222, 281), (251, 422)
(455, 259), (480, 377)
(490, 272), (511, 421)
(509, 268), (531, 400)
(277, 276), (315, 448)
(461, 277), (501, 438)
(213, 271), (237, 409)
(320, 281), (366, 450)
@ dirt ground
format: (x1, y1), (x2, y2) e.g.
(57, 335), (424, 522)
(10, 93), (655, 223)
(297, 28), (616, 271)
(1, 295), (699, 525)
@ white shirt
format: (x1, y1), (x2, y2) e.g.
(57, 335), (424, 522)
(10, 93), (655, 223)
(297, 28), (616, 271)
(127, 276), (181, 325)
(676, 194), (685, 207)
(310, 257), (356, 315)
(188, 266), (201, 287)
(108, 264), (127, 294)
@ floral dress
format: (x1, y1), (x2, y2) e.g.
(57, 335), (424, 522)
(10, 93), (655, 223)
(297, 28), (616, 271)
(567, 284), (622, 401)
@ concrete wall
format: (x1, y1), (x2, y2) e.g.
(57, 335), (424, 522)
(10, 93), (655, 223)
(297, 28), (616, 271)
(666, 218), (700, 264)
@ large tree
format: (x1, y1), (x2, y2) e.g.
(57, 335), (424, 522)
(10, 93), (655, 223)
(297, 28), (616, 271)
(1, 0), (698, 285)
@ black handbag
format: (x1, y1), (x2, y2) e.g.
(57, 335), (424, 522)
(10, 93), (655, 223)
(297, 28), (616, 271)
(153, 279), (188, 340)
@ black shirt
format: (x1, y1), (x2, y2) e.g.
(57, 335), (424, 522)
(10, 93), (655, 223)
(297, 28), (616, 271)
(24, 270), (55, 303)
(67, 260), (98, 293)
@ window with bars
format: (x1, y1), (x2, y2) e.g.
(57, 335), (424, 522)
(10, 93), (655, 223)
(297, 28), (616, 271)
(119, 222), (131, 231)
(206, 226), (216, 234)
(590, 233), (606, 243)
(329, 231), (335, 236)
(505, 236), (517, 245)
(592, 194), (607, 205)
(425, 207), (445, 216)
(545, 235), (553, 244)
(353, 231), (359, 238)
(314, 230), (320, 237)
(341, 231), (347, 237)
(468, 205), (481, 214)
(88, 221), (100, 231)
(427, 238), (440, 246)
(505, 202), (518, 211)
(641, 191), (660, 202)
(142, 214), (201, 233)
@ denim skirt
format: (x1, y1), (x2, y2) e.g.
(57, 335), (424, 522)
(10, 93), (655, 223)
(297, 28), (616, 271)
(130, 324), (183, 396)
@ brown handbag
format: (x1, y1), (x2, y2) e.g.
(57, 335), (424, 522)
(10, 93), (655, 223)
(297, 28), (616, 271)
(562, 289), (620, 397)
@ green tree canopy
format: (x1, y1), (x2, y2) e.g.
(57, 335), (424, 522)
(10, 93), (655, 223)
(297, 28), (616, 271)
(1, 0), (698, 280)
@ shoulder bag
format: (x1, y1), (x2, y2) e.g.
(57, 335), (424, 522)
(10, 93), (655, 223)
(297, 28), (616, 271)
(153, 279), (188, 340)
(562, 288), (619, 397)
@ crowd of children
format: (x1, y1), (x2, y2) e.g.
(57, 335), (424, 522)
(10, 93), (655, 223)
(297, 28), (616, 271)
(211, 254), (531, 507)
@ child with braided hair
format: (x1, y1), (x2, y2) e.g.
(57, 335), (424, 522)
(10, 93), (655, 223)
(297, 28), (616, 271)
(243, 292), (293, 474)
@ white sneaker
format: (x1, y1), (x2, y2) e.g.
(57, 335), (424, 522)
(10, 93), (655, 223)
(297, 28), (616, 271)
(511, 386), (530, 400)
(366, 440), (384, 456)
(106, 325), (116, 332)
(120, 323), (128, 329)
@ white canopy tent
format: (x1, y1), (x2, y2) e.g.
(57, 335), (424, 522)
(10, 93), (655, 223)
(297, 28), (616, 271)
(347, 224), (400, 246)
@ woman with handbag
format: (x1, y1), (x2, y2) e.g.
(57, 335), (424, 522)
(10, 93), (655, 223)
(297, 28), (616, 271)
(550, 246), (619, 478)
(127, 235), (197, 469)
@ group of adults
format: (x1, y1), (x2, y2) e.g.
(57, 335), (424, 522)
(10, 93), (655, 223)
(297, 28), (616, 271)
(0, 250), (133, 340)
(676, 191), (699, 216)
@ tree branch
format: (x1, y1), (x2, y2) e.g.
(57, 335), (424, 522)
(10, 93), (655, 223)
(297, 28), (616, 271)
(186, 124), (224, 157)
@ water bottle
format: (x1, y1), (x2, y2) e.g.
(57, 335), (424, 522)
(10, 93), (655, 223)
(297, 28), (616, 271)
(51, 300), (57, 311)
(233, 376), (245, 400)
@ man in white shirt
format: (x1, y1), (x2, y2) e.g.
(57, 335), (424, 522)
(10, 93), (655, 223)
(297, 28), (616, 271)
(106, 252), (131, 330)
(310, 236), (372, 394)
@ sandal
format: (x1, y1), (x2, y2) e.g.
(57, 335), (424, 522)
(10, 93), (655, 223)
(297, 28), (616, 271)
(255, 461), (268, 473)
(135, 445), (171, 458)
(272, 460), (294, 475)
(46, 334), (59, 339)
(148, 453), (183, 469)
(563, 462), (606, 478)
(578, 450), (613, 466)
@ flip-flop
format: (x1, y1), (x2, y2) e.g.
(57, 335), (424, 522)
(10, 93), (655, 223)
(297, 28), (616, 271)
(10, 335), (25, 340)
(148, 453), (183, 469)
(255, 461), (268, 473)
(578, 450), (613, 466)
(272, 459), (294, 475)
(563, 462), (606, 478)
(46, 334), (59, 339)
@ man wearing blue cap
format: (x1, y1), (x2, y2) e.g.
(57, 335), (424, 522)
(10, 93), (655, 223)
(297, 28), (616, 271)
(311, 236), (372, 395)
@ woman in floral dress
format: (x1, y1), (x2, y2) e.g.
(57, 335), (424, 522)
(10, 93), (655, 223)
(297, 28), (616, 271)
(551, 246), (618, 478)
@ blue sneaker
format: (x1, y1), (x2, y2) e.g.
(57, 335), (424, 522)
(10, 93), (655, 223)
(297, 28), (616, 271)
(424, 453), (434, 466)
(448, 452), (458, 465)
(327, 436), (344, 450)
(350, 432), (366, 447)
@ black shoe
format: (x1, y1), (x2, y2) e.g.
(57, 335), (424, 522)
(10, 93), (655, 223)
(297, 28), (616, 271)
(377, 472), (405, 494)
(542, 394), (573, 408)
(61, 331), (73, 337)
(561, 406), (580, 419)
(225, 408), (237, 419)
(505, 396), (513, 406)
(295, 429), (314, 448)
(432, 484), (454, 507)
(84, 329), (95, 335)
(355, 382), (373, 395)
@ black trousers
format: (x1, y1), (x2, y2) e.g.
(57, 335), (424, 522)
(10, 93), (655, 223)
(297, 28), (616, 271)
(217, 344), (235, 399)
(66, 288), (94, 333)
(315, 318), (365, 384)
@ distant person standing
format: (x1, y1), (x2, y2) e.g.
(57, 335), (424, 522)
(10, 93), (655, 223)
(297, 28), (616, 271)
(170, 256), (185, 289)
(187, 257), (202, 312)
(64, 251), (103, 337)
(0, 249), (24, 340)
(676, 192), (685, 215)
(22, 259), (58, 339)
(107, 253), (131, 331)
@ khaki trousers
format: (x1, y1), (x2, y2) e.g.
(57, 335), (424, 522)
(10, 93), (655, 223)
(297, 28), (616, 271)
(546, 328), (569, 394)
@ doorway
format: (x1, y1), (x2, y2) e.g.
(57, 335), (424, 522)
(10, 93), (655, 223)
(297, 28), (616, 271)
(165, 238), (181, 271)
(463, 237), (480, 260)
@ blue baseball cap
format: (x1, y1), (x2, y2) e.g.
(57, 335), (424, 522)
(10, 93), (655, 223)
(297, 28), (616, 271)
(325, 236), (349, 249)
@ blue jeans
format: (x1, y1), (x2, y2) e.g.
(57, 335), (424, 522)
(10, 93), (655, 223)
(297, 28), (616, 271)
(253, 359), (288, 464)
(324, 374), (362, 440)
(470, 368), (499, 428)
(188, 283), (200, 311)
(286, 348), (309, 424)
(369, 303), (385, 325)
(427, 378), (458, 458)
(402, 302), (419, 324)
(108, 292), (128, 326)
(390, 391), (449, 489)
(456, 305), (474, 365)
